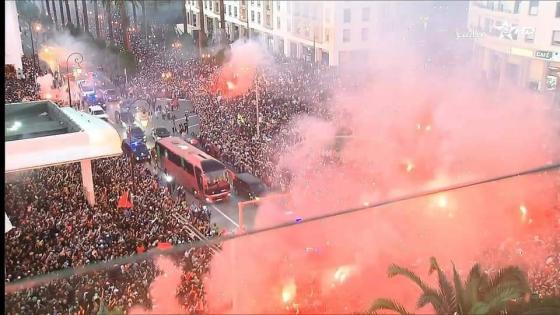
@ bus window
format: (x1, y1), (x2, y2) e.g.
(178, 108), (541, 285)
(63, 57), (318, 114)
(194, 167), (203, 190)
(182, 158), (194, 175)
(168, 150), (182, 166)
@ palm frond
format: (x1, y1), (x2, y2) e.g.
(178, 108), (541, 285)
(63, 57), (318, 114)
(428, 257), (456, 312)
(483, 285), (524, 313)
(452, 263), (466, 315)
(416, 290), (446, 312)
(368, 298), (411, 315)
(464, 263), (488, 306)
(388, 264), (438, 294)
(484, 266), (530, 295)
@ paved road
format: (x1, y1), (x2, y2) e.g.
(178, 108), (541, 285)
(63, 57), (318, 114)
(97, 98), (258, 234)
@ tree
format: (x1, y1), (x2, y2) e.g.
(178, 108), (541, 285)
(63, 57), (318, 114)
(45, 0), (52, 22)
(131, 1), (137, 29)
(368, 257), (531, 315)
(50, 0), (58, 29)
(81, 0), (89, 34)
(197, 0), (206, 50)
(58, 0), (66, 27)
(73, 0), (80, 29)
(64, 0), (72, 26)
(506, 295), (560, 315)
(116, 0), (131, 52)
(141, 0), (146, 40)
(92, 0), (101, 39)
(104, 0), (114, 44)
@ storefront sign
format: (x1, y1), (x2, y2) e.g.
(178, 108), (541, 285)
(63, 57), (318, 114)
(545, 75), (557, 91)
(510, 47), (533, 58)
(535, 50), (553, 59)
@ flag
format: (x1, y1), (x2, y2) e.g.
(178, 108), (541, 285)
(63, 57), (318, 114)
(5, 213), (14, 233)
(237, 113), (245, 125)
(157, 242), (172, 250)
(117, 191), (133, 209)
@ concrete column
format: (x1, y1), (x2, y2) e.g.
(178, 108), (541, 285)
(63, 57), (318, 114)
(80, 159), (96, 205)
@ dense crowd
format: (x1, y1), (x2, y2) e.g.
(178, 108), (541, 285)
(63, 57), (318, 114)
(5, 155), (218, 314)
(5, 56), (41, 103)
(5, 17), (560, 315)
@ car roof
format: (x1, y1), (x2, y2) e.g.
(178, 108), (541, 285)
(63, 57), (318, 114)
(89, 105), (104, 111)
(236, 173), (263, 184)
(155, 127), (169, 132)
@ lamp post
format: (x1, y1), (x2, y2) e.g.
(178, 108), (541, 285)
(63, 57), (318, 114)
(255, 74), (261, 139)
(25, 21), (42, 82)
(66, 52), (84, 108)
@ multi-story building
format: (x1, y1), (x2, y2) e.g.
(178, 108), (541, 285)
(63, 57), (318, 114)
(184, 0), (380, 66)
(5, 0), (24, 71)
(468, 0), (560, 96)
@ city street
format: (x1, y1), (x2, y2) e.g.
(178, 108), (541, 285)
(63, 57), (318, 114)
(101, 97), (257, 234)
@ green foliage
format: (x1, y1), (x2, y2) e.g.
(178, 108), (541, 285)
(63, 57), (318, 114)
(506, 295), (560, 315)
(369, 257), (531, 315)
(368, 298), (410, 315)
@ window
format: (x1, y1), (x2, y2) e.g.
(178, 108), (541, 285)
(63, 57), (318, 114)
(287, 2), (291, 13)
(193, 14), (197, 27)
(257, 0), (261, 7)
(182, 159), (194, 175)
(344, 9), (351, 23)
(251, 1), (254, 4)
(343, 29), (350, 42)
(257, 12), (261, 24)
(167, 150), (182, 167)
(234, 7), (238, 18)
(556, 2), (560, 18)
(361, 28), (369, 41)
(362, 7), (370, 21)
(524, 27), (535, 43)
(277, 17), (280, 29)
(553, 30), (560, 45)
(325, 29), (330, 42)
(528, 0), (538, 16)
(513, 0), (521, 14)
(287, 19), (291, 32)
(277, 1), (280, 10)
(228, 5), (231, 16)
(251, 10), (255, 22)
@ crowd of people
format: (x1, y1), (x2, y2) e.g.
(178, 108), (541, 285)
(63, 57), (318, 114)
(5, 155), (218, 314)
(5, 16), (560, 314)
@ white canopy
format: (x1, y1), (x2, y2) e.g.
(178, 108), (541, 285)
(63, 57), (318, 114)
(5, 213), (14, 233)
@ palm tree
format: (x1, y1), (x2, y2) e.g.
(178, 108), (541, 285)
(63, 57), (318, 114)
(92, 0), (100, 39)
(73, 0), (80, 29)
(131, 1), (137, 29)
(45, 0), (52, 22)
(81, 0), (89, 34)
(64, 0), (72, 26)
(104, 0), (114, 44)
(141, 0), (146, 40)
(197, 0), (206, 50)
(368, 257), (530, 315)
(58, 0), (65, 27)
(116, 0), (131, 52)
(50, 0), (58, 29)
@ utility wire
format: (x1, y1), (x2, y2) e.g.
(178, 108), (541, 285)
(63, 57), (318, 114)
(5, 162), (560, 293)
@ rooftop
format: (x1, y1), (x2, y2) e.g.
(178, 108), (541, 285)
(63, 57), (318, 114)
(5, 101), (82, 141)
(5, 101), (122, 173)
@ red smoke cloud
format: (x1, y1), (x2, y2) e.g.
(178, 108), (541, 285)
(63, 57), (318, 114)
(210, 41), (270, 98)
(204, 56), (560, 313)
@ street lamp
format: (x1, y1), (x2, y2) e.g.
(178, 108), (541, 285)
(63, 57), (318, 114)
(24, 20), (42, 82)
(66, 52), (84, 108)
(255, 74), (261, 139)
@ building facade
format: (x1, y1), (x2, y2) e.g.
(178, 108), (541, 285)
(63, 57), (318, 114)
(468, 0), (560, 96)
(184, 0), (380, 66)
(5, 0), (24, 71)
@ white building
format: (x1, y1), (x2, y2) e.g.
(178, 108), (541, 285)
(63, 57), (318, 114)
(184, 0), (380, 66)
(468, 0), (560, 95)
(5, 0), (24, 71)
